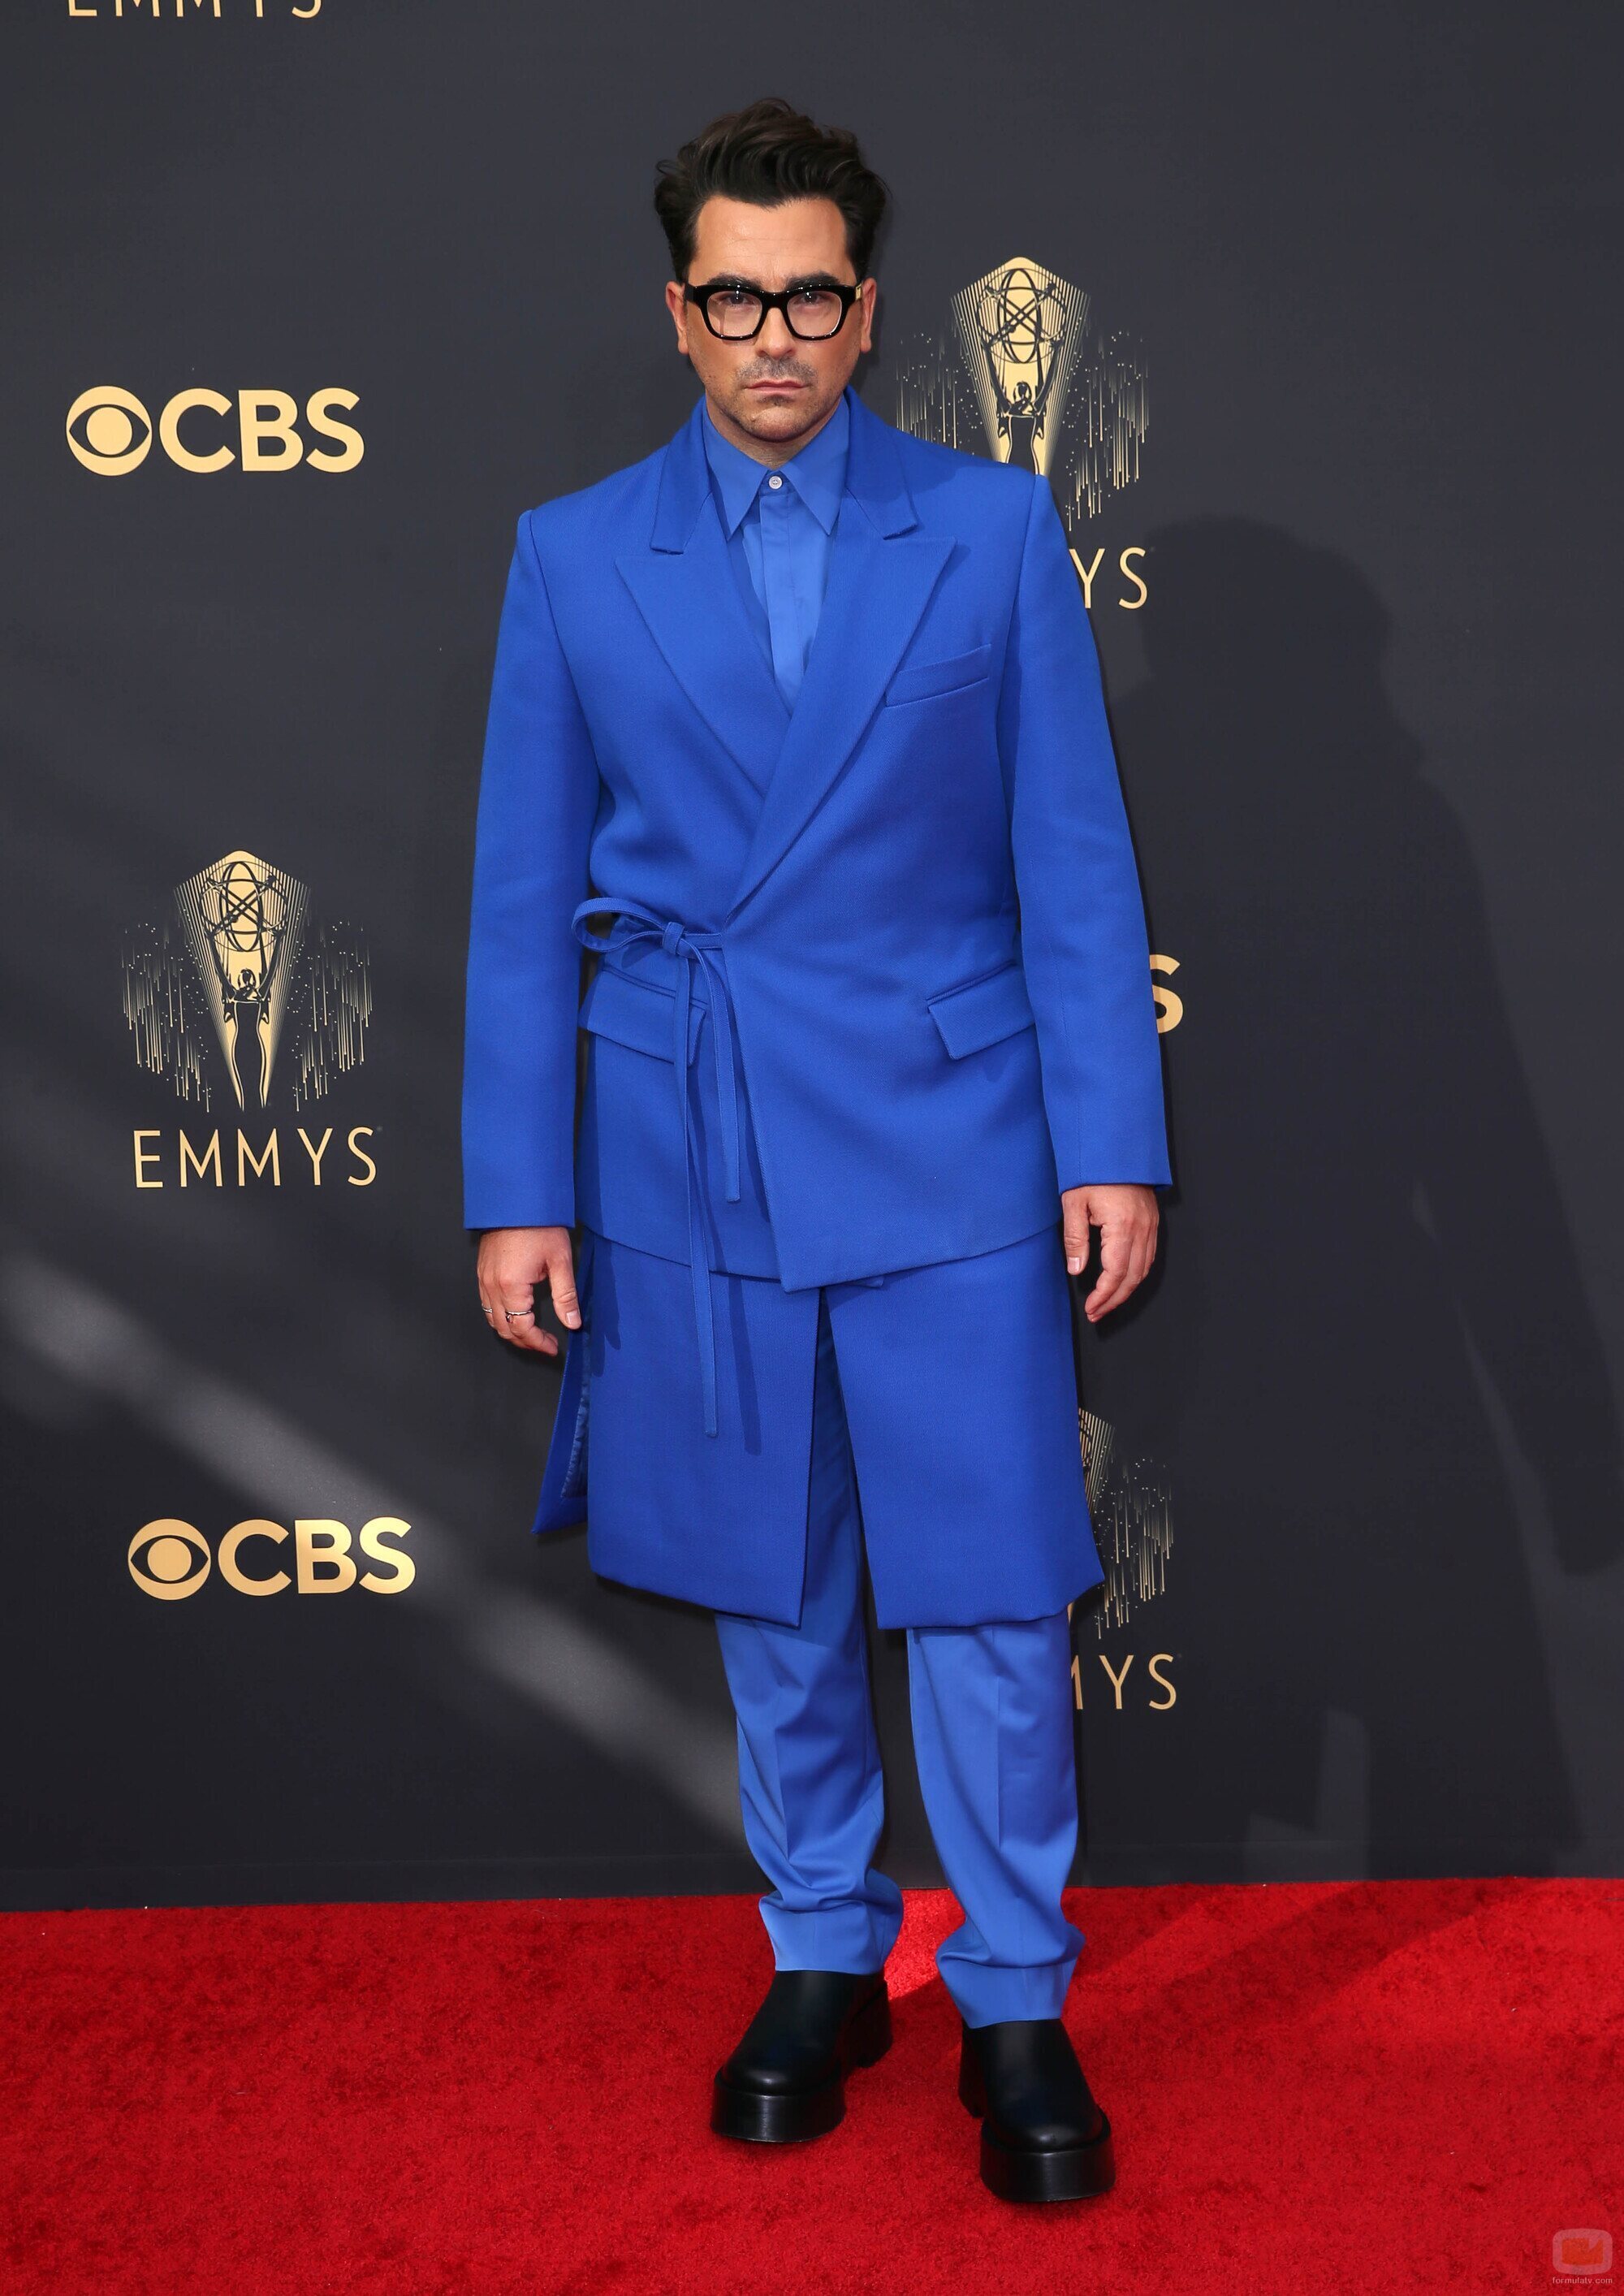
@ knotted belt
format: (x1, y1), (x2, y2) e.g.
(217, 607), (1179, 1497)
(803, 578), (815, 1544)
(571, 896), (742, 1438)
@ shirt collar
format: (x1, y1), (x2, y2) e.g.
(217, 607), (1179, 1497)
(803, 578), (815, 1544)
(701, 389), (851, 538)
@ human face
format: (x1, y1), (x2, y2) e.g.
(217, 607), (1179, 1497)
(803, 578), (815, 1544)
(664, 194), (876, 465)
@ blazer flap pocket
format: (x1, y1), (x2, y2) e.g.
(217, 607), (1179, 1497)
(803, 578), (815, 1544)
(926, 961), (1036, 1057)
(885, 641), (993, 707)
(578, 966), (704, 1065)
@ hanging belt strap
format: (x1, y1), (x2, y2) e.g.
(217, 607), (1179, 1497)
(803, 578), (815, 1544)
(571, 896), (742, 1437)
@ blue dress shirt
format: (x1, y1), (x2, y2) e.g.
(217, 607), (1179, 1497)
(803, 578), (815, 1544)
(701, 392), (850, 712)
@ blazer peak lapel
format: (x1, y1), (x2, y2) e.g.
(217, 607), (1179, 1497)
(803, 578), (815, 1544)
(615, 404), (788, 794)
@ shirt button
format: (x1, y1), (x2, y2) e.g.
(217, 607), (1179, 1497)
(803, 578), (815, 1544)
(767, 473), (784, 490)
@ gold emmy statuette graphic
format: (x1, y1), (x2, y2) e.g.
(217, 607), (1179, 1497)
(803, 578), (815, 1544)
(179, 850), (305, 1110)
(955, 257), (1088, 480)
(122, 845), (370, 1121)
(895, 254), (1147, 530)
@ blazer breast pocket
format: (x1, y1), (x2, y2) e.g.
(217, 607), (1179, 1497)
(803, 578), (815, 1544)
(884, 641), (993, 708)
(577, 964), (705, 1065)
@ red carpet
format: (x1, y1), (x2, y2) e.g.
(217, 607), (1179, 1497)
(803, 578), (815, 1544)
(2, 1879), (1618, 2294)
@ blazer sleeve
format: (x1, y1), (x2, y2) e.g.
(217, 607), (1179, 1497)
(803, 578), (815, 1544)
(460, 511), (600, 1230)
(999, 473), (1173, 1190)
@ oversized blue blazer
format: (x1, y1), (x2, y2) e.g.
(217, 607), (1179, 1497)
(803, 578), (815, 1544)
(462, 387), (1171, 1589)
(466, 381), (1167, 1616)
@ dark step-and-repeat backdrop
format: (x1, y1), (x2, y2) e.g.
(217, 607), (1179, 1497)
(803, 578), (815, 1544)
(5, 2), (1621, 1909)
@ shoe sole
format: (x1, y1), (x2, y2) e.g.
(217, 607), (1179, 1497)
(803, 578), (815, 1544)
(958, 2037), (1116, 2203)
(710, 1983), (892, 2144)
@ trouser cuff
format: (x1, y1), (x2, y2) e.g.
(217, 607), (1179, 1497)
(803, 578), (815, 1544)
(759, 1892), (904, 1974)
(942, 1952), (1080, 2028)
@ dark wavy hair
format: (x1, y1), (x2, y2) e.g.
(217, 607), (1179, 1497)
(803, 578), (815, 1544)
(654, 97), (888, 282)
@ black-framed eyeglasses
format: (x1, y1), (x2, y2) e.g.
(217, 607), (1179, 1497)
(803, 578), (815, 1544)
(683, 279), (862, 341)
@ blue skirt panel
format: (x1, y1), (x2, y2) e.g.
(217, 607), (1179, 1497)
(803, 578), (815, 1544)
(538, 1221), (1104, 1632)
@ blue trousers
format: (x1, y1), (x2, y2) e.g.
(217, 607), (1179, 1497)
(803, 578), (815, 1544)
(714, 1286), (1087, 2028)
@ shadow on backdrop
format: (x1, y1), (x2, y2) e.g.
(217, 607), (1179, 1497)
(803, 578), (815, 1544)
(1073, 516), (1622, 1882)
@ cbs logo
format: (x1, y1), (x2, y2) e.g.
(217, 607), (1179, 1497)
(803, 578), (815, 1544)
(128, 1516), (412, 1600)
(67, 386), (364, 475)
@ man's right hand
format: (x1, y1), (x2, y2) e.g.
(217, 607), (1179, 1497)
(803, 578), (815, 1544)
(477, 1226), (581, 1355)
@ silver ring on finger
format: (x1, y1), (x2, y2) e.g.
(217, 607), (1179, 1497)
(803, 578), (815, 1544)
(503, 1308), (535, 1322)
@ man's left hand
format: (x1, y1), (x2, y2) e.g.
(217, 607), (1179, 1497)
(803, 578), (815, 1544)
(1061, 1183), (1160, 1321)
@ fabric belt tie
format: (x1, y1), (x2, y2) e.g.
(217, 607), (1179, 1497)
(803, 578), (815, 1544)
(571, 895), (742, 1438)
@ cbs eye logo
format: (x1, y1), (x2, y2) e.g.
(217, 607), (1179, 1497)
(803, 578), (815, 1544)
(128, 1516), (413, 1600)
(67, 387), (364, 475)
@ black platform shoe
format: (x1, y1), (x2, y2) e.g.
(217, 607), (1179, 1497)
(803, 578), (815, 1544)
(710, 1969), (892, 2143)
(958, 2017), (1116, 2202)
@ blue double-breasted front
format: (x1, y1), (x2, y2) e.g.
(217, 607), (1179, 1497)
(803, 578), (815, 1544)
(461, 385), (1171, 1625)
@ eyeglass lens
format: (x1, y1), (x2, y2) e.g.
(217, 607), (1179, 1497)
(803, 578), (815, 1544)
(706, 288), (848, 339)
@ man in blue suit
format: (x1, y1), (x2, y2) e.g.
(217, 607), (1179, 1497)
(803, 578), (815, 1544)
(461, 98), (1169, 2203)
